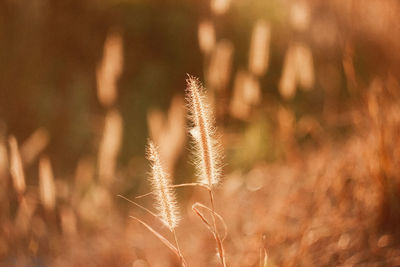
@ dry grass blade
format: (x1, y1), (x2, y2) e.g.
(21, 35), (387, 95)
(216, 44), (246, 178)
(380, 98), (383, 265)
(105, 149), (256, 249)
(135, 183), (210, 199)
(192, 203), (215, 234)
(134, 191), (154, 199)
(192, 203), (226, 266)
(129, 216), (179, 256)
(117, 194), (159, 220)
(192, 202), (228, 241)
(172, 182), (210, 190)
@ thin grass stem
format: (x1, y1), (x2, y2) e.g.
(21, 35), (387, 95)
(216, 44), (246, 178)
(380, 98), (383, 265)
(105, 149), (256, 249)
(208, 189), (227, 267)
(173, 229), (187, 267)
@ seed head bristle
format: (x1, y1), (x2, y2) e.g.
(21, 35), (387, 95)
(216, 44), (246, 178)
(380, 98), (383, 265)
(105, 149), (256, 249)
(146, 140), (179, 231)
(185, 75), (222, 187)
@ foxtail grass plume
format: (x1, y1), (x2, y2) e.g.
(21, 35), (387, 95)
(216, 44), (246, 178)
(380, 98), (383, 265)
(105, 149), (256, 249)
(279, 46), (296, 99)
(8, 136), (26, 195)
(96, 32), (124, 107)
(290, 1), (310, 31)
(293, 42), (314, 90)
(186, 76), (222, 187)
(147, 141), (180, 231)
(211, 0), (231, 15)
(249, 19), (271, 76)
(279, 42), (314, 99)
(39, 156), (56, 212)
(230, 70), (261, 120)
(207, 40), (234, 91)
(147, 95), (186, 175)
(198, 19), (216, 55)
(21, 128), (49, 167)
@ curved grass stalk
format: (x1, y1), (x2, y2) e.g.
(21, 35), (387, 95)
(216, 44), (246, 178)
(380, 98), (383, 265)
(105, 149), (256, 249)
(192, 202), (228, 241)
(119, 194), (187, 267)
(129, 216), (187, 267)
(192, 202), (227, 266)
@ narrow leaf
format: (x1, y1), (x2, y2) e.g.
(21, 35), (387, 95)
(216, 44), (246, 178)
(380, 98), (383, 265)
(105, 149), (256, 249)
(129, 216), (179, 257)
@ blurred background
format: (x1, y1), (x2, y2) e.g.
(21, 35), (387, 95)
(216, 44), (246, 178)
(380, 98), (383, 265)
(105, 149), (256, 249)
(1, 0), (400, 266)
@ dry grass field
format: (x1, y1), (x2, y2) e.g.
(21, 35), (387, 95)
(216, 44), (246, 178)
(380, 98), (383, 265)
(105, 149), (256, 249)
(1, 0), (400, 266)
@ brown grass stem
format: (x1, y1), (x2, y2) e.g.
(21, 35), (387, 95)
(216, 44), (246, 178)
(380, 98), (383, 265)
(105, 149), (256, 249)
(208, 189), (227, 267)
(192, 202), (227, 241)
(173, 229), (187, 267)
(192, 200), (227, 267)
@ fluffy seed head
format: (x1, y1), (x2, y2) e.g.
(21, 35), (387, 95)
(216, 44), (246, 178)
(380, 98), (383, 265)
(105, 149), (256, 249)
(185, 75), (222, 187)
(146, 140), (179, 231)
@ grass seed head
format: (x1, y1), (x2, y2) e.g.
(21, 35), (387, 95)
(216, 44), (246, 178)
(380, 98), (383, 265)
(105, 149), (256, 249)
(146, 140), (180, 231)
(185, 75), (222, 188)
